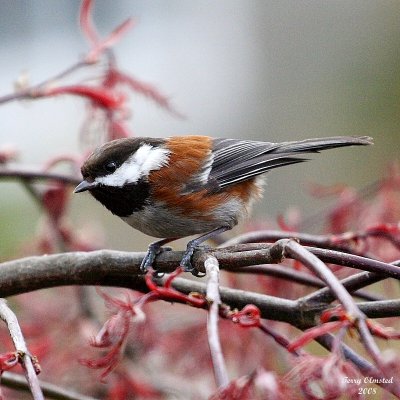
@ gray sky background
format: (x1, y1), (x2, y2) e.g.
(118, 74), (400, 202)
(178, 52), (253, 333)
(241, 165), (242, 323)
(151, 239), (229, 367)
(1, 1), (399, 252)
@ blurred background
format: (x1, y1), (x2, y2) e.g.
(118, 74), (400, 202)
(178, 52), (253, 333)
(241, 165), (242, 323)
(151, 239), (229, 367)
(1, 0), (399, 256)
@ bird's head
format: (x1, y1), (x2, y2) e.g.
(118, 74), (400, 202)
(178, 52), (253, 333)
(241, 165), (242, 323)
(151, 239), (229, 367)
(74, 137), (169, 216)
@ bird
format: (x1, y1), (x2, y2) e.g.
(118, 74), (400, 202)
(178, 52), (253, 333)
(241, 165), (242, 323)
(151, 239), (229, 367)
(74, 135), (373, 274)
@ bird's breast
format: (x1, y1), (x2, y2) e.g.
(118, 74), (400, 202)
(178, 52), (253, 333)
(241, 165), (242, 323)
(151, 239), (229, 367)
(121, 198), (244, 238)
(90, 180), (150, 217)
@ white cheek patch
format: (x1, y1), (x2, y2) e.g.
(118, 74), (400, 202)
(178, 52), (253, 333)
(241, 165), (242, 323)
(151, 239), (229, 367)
(95, 144), (170, 187)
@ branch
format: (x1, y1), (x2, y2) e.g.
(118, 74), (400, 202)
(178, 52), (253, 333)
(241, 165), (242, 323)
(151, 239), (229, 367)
(1, 247), (400, 396)
(230, 264), (382, 301)
(1, 371), (99, 400)
(0, 61), (88, 105)
(217, 243), (400, 280)
(283, 240), (391, 375)
(301, 268), (395, 305)
(0, 166), (79, 185)
(307, 246), (400, 278)
(222, 227), (400, 255)
(1, 249), (399, 324)
(283, 240), (362, 317)
(205, 255), (229, 388)
(222, 229), (356, 253)
(0, 300), (44, 400)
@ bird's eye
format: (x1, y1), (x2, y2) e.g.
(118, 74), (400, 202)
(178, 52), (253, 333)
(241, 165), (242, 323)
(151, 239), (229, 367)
(104, 161), (118, 173)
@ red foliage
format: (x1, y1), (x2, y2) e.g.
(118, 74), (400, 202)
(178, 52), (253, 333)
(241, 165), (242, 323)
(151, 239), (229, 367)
(310, 163), (400, 261)
(289, 306), (400, 353)
(80, 290), (146, 381)
(41, 183), (70, 223)
(80, 0), (135, 64)
(0, 352), (19, 373)
(286, 354), (364, 400)
(107, 371), (164, 400)
(143, 268), (208, 308)
(45, 85), (126, 111)
(227, 304), (261, 327)
(104, 68), (185, 118)
(210, 369), (296, 400)
(288, 321), (349, 353)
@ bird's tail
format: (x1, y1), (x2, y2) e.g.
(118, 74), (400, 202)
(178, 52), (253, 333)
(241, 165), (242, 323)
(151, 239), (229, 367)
(273, 136), (373, 154)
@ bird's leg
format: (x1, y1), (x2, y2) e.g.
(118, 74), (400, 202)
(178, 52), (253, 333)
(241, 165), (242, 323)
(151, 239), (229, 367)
(180, 226), (231, 275)
(140, 237), (178, 272)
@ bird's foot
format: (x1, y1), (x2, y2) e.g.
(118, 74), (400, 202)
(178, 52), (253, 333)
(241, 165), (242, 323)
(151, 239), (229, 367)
(140, 239), (173, 273)
(179, 226), (230, 276)
(179, 241), (208, 277)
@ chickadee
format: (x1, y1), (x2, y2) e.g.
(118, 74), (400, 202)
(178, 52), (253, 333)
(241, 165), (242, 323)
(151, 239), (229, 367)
(74, 135), (372, 273)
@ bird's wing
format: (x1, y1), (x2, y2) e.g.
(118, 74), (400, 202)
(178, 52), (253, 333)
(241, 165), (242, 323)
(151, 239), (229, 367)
(208, 136), (372, 190)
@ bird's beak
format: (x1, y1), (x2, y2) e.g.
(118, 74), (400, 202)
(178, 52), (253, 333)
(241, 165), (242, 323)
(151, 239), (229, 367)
(74, 180), (99, 193)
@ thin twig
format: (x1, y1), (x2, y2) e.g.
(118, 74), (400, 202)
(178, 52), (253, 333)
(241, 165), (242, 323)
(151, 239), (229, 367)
(0, 299), (44, 400)
(284, 240), (390, 378)
(287, 241), (400, 391)
(301, 269), (391, 305)
(19, 178), (68, 253)
(221, 229), (355, 253)
(221, 227), (400, 254)
(205, 256), (229, 388)
(2, 371), (99, 400)
(283, 240), (366, 318)
(20, 179), (43, 208)
(216, 242), (400, 280)
(258, 321), (304, 357)
(306, 246), (400, 279)
(229, 264), (381, 301)
(0, 166), (79, 185)
(0, 61), (88, 105)
(358, 317), (390, 372)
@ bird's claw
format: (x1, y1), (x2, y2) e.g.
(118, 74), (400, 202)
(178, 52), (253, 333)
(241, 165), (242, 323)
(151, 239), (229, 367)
(179, 243), (195, 272)
(140, 244), (172, 273)
(141, 237), (211, 277)
(179, 244), (207, 277)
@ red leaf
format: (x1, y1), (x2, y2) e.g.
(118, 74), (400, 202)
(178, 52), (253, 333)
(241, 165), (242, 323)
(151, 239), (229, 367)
(45, 85), (125, 110)
(230, 304), (261, 327)
(105, 68), (184, 117)
(288, 321), (349, 352)
(42, 183), (69, 222)
(79, 0), (99, 45)
(0, 352), (19, 373)
(144, 269), (207, 308)
(79, 0), (134, 63)
(209, 374), (254, 400)
(86, 18), (135, 63)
